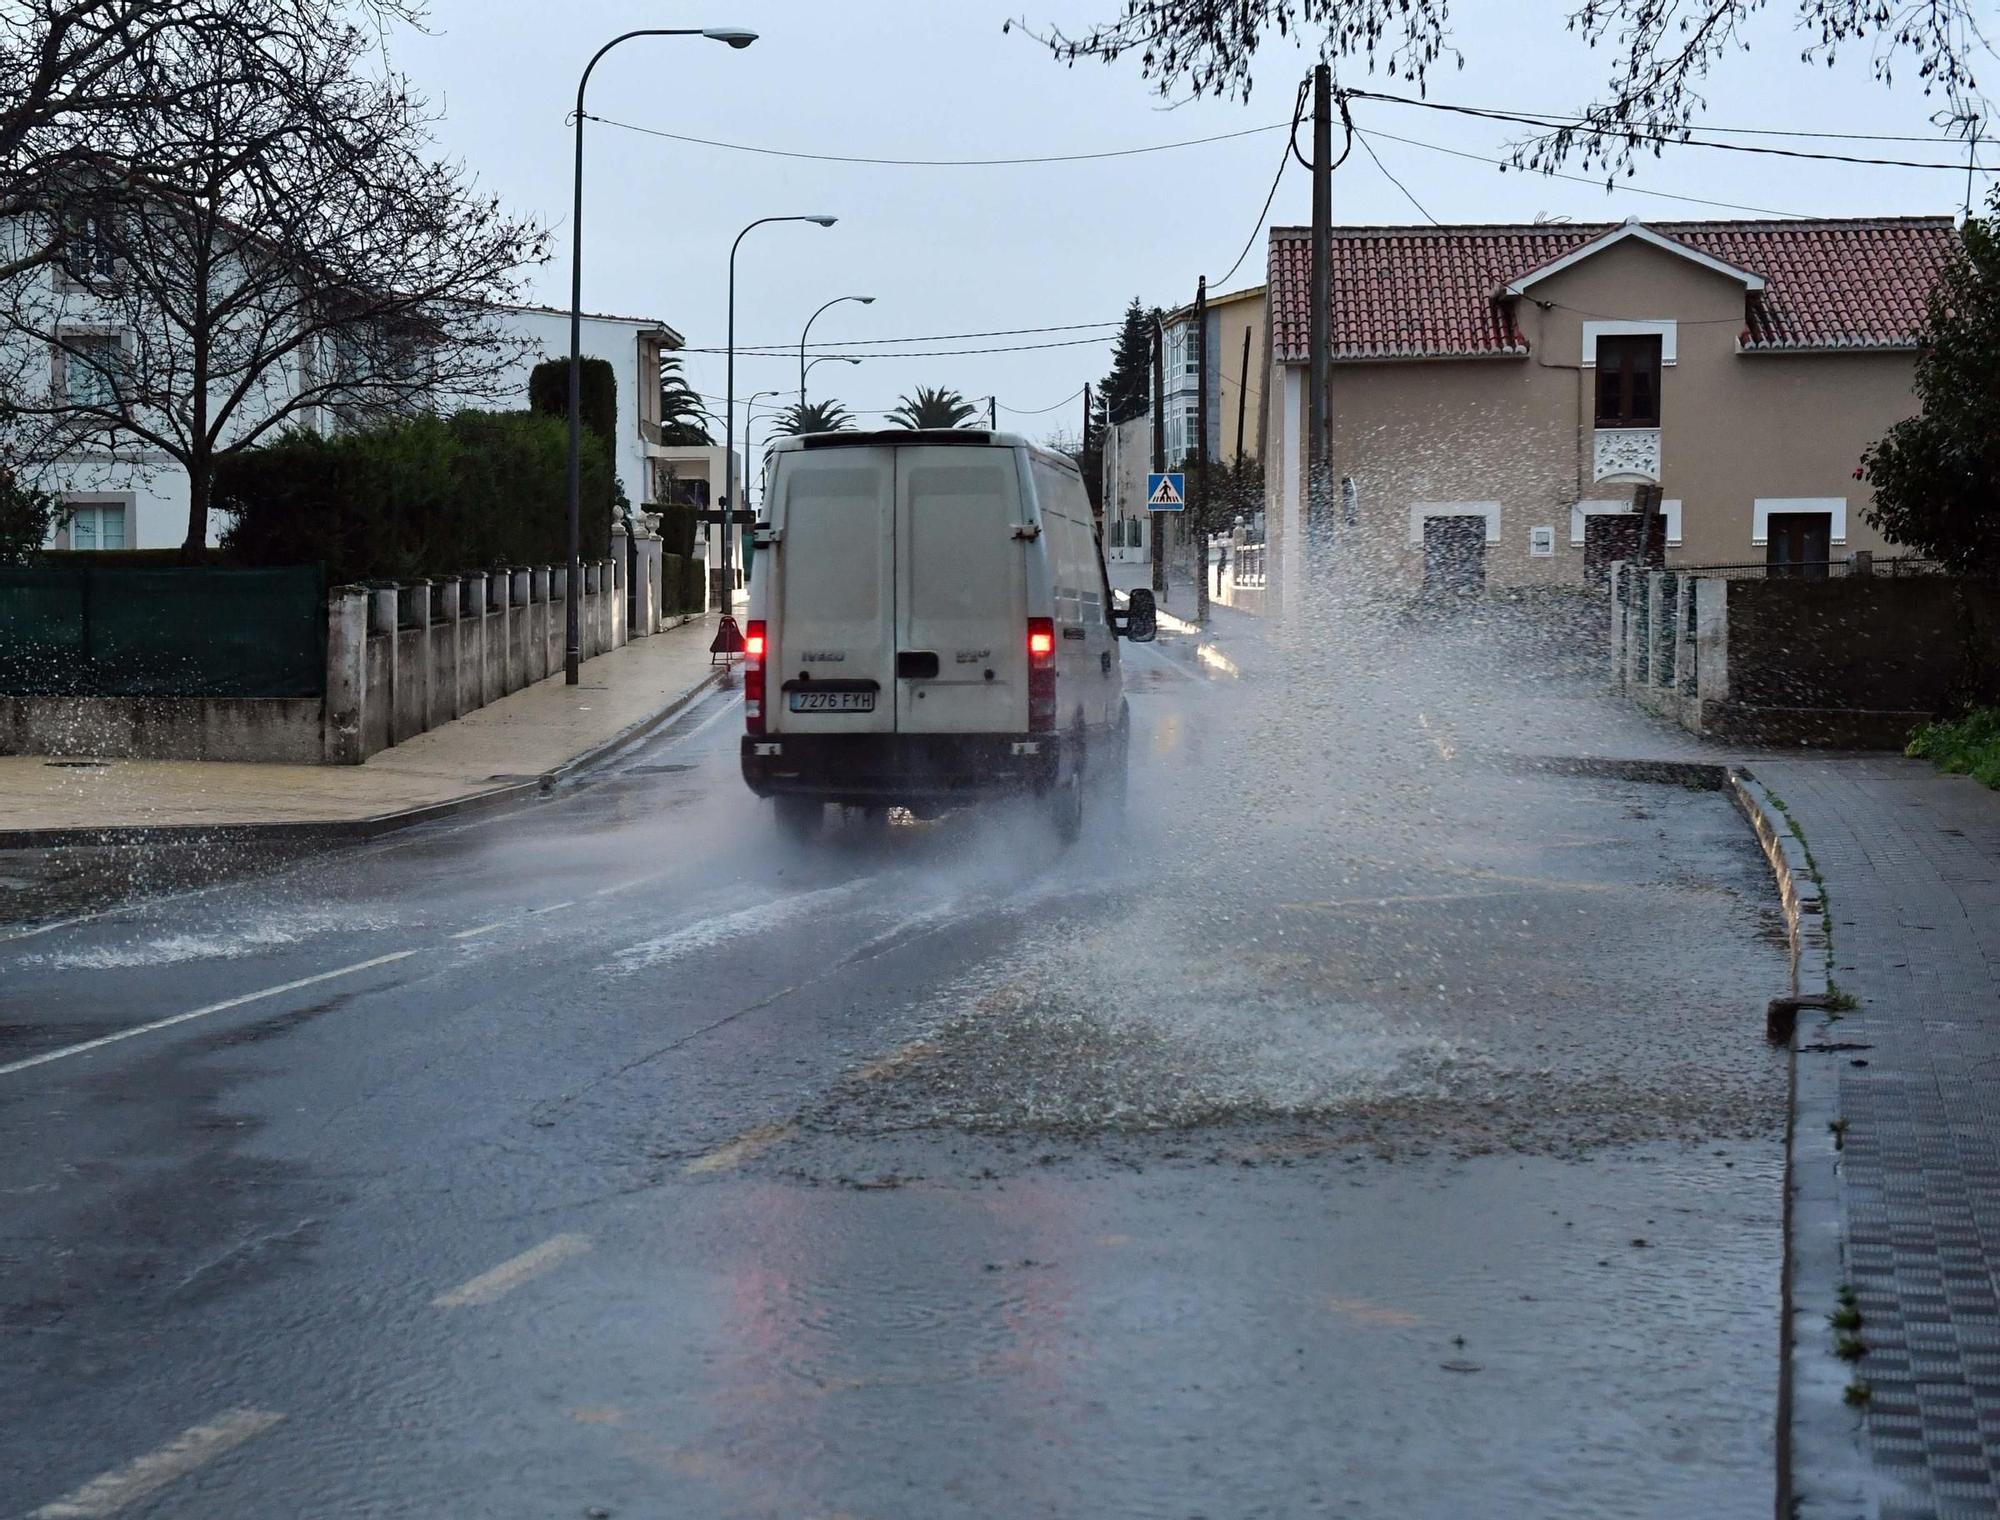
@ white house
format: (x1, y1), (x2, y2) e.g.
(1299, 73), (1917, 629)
(24, 275), (682, 551)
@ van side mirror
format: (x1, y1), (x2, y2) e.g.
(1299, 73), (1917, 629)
(1119, 588), (1157, 642)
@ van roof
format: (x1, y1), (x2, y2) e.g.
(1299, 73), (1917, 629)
(769, 429), (1082, 476)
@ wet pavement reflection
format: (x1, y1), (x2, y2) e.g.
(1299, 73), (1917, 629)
(1, 601), (1787, 1518)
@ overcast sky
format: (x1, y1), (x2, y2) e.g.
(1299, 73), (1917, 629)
(393, 1), (1992, 447)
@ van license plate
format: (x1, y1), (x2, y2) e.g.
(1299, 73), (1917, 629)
(788, 690), (875, 713)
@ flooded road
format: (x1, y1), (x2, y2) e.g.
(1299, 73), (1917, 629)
(0, 609), (1788, 1518)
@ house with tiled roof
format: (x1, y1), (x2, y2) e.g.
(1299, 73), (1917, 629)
(1261, 214), (1957, 602)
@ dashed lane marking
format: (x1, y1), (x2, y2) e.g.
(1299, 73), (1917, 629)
(29, 1408), (284, 1518)
(848, 1040), (935, 1084)
(448, 899), (579, 941)
(684, 1122), (795, 1176)
(1417, 712), (1458, 761)
(0, 950), (421, 1079)
(432, 1233), (591, 1309)
(592, 870), (669, 899)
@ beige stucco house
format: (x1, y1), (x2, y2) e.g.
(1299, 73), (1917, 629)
(1261, 215), (1957, 607)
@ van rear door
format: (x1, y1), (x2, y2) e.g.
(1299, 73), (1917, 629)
(769, 445), (895, 734)
(894, 445), (1028, 734)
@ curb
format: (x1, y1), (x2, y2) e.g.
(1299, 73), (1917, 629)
(1728, 768), (1869, 1520)
(0, 667), (726, 853)
(1472, 752), (1730, 789)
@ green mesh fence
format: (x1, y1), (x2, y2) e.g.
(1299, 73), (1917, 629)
(0, 565), (326, 697)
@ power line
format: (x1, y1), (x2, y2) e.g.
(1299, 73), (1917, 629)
(1415, 99), (1993, 146)
(1355, 124), (1818, 219)
(997, 385), (1088, 415)
(1346, 89), (1995, 173)
(679, 334), (1117, 359)
(1211, 75), (1310, 287)
(726, 319), (1121, 353)
(583, 112), (1289, 167)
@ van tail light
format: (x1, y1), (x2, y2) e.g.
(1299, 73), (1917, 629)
(1027, 617), (1057, 733)
(744, 619), (766, 734)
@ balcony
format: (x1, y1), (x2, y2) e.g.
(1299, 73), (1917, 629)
(1594, 427), (1661, 483)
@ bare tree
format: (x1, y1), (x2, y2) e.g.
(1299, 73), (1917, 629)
(0, 4), (546, 549)
(1011, 1), (1990, 168)
(0, 2), (421, 283)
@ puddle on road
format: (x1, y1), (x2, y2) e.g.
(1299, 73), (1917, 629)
(792, 776), (1787, 1173)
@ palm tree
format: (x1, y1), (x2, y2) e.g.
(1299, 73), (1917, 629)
(887, 385), (979, 429)
(775, 398), (854, 436)
(657, 352), (713, 445)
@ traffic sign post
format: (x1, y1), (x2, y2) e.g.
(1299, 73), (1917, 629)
(1146, 472), (1185, 512)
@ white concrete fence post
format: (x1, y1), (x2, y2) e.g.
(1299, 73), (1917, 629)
(402, 580), (432, 744)
(368, 584), (399, 752)
(1672, 574), (1696, 699)
(324, 586), (369, 765)
(1607, 561), (1628, 686)
(1694, 577), (1730, 727)
(437, 576), (462, 723)
(1644, 570), (1667, 690)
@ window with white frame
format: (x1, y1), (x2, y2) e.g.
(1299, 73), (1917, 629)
(56, 206), (120, 286)
(59, 334), (124, 406)
(64, 499), (127, 550)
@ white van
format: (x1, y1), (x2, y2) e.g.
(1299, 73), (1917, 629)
(739, 429), (1157, 838)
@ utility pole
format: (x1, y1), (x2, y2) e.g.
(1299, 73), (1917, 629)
(1234, 323), (1251, 468)
(1082, 382), (1098, 528)
(1193, 276), (1210, 623)
(1150, 314), (1167, 597)
(1306, 61), (1334, 579)
(988, 395), (998, 429)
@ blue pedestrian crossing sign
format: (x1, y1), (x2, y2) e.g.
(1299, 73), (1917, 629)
(1146, 472), (1186, 512)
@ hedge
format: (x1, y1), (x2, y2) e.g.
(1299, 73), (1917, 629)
(662, 551), (683, 614)
(529, 357), (617, 463)
(647, 501), (697, 559)
(215, 410), (612, 584)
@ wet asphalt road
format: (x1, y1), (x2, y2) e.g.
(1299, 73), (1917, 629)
(1, 618), (1791, 1519)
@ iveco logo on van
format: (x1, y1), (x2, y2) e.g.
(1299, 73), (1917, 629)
(800, 650), (845, 663)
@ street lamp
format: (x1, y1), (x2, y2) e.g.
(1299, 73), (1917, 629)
(566, 24), (758, 684)
(800, 295), (873, 407)
(724, 214), (837, 616)
(740, 388), (784, 516)
(804, 355), (862, 395)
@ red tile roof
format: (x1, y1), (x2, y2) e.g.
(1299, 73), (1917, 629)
(1267, 217), (1957, 362)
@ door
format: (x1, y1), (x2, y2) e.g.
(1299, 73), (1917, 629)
(895, 446), (1029, 734)
(1765, 512), (1831, 579)
(1423, 515), (1487, 594)
(769, 446), (897, 733)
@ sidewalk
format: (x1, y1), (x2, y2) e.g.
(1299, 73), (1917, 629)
(1756, 756), (2000, 1519)
(0, 615), (725, 844)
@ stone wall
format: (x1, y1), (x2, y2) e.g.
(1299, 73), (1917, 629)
(1613, 562), (2000, 747)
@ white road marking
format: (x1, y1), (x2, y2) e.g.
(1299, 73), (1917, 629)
(432, 1233), (591, 1309)
(0, 950), (419, 1079)
(29, 1408), (284, 1518)
(684, 1122), (794, 1175)
(447, 899), (576, 942)
(673, 696), (739, 745)
(591, 870), (669, 899)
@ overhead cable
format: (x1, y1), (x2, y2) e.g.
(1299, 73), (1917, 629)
(583, 112), (1289, 167)
(1355, 125), (1817, 219)
(1345, 89), (1994, 173)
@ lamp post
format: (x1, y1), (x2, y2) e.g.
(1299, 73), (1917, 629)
(566, 24), (756, 685)
(740, 388), (783, 516)
(799, 294), (873, 408)
(725, 214), (837, 617)
(802, 354), (861, 419)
